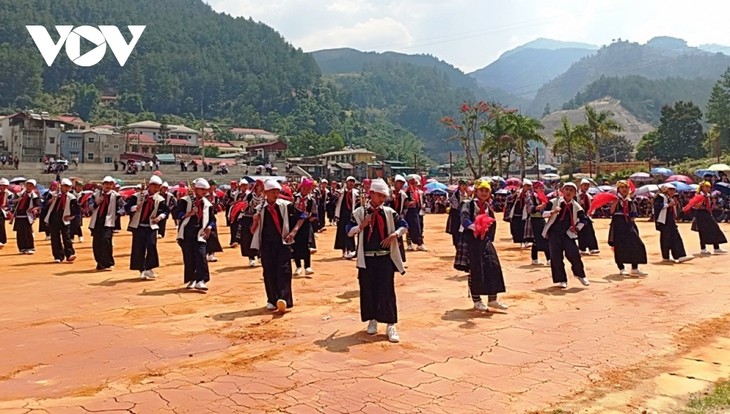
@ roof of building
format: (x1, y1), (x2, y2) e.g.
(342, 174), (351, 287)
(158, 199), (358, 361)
(203, 141), (232, 148)
(230, 128), (274, 135)
(92, 124), (115, 129)
(128, 133), (156, 144)
(56, 115), (86, 126)
(166, 138), (194, 146)
(321, 148), (376, 157)
(127, 120), (161, 129)
(246, 140), (288, 150)
(169, 124), (199, 134)
(85, 128), (115, 135)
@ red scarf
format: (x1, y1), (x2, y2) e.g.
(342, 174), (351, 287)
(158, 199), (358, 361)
(345, 190), (352, 210)
(99, 193), (110, 216)
(267, 203), (283, 234)
(18, 193), (30, 211)
(141, 195), (153, 221)
(410, 188), (420, 204)
(559, 202), (577, 234)
(0, 191), (5, 208)
(367, 207), (385, 242)
(477, 200), (487, 215)
(195, 198), (204, 222)
(55, 193), (67, 212)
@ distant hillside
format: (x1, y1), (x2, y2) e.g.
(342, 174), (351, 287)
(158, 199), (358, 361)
(529, 38), (730, 116)
(562, 75), (717, 124)
(699, 44), (730, 55)
(311, 48), (527, 107)
(500, 38), (598, 58)
(541, 97), (654, 154)
(470, 46), (597, 100)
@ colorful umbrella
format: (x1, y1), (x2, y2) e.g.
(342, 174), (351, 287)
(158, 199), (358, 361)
(542, 173), (560, 181)
(9, 177), (26, 184)
(651, 167), (673, 176)
(666, 175), (693, 184)
(425, 182), (448, 192)
(635, 184), (659, 196)
(667, 181), (693, 192)
(714, 182), (730, 196)
(505, 178), (522, 186)
(629, 172), (652, 182)
(708, 164), (730, 171)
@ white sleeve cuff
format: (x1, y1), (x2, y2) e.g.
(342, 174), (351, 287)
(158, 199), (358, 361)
(347, 227), (360, 238)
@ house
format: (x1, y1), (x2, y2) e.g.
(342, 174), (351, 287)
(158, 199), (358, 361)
(59, 128), (125, 163)
(246, 140), (287, 163)
(320, 148), (377, 165)
(127, 133), (157, 155)
(229, 128), (277, 142)
(204, 141), (246, 157)
(59, 131), (84, 162)
(127, 120), (200, 145)
(1, 112), (76, 161)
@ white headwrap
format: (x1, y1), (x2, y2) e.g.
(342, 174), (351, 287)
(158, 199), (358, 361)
(369, 179), (390, 197)
(264, 180), (282, 191)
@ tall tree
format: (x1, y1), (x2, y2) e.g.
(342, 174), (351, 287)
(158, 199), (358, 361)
(655, 101), (705, 162)
(506, 113), (546, 178)
(636, 131), (658, 161)
(441, 102), (493, 179)
(584, 104), (621, 176)
(552, 116), (592, 180)
(480, 105), (515, 176)
(707, 68), (730, 159)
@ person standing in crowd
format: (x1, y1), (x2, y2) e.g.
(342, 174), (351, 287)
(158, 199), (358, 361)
(205, 180), (224, 262)
(316, 179), (329, 232)
(334, 176), (359, 259)
(654, 183), (694, 263)
(347, 178), (407, 343)
(238, 179), (264, 267)
(388, 175), (410, 268)
(405, 174), (427, 252)
(225, 179), (242, 247)
(250, 180), (306, 313)
(525, 181), (550, 266)
(446, 179), (469, 248)
(509, 179), (532, 248)
(0, 178), (11, 248)
(89, 176), (124, 271)
(126, 175), (169, 280)
(609, 180), (648, 276)
(327, 180), (339, 226)
(542, 182), (591, 288)
(683, 181), (728, 255)
(44, 178), (79, 263)
(11, 179), (40, 254)
(292, 179), (317, 276)
(176, 179), (215, 291)
(577, 179), (600, 255)
(40, 181), (59, 241)
(458, 180), (508, 312)
(70, 180), (85, 242)
(157, 182), (176, 239)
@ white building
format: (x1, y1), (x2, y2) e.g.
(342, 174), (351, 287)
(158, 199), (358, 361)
(127, 120), (200, 145)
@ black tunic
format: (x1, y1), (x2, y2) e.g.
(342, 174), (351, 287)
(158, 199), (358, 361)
(608, 198), (648, 265)
(459, 199), (505, 296)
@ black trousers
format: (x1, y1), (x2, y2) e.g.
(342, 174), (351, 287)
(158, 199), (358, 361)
(578, 221), (599, 251)
(130, 227), (159, 271)
(70, 217), (83, 238)
(660, 225), (687, 260)
(14, 218), (34, 251)
(404, 209), (423, 245)
(358, 256), (397, 324)
(548, 232), (586, 283)
(179, 238), (210, 283)
(49, 220), (74, 260)
(0, 215), (6, 244)
(92, 227), (115, 269)
(158, 218), (168, 238)
(260, 241), (293, 307)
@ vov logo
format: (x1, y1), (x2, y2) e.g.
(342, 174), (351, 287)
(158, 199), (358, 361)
(26, 25), (146, 67)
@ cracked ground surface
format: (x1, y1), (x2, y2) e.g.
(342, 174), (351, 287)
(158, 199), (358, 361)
(2, 216), (730, 413)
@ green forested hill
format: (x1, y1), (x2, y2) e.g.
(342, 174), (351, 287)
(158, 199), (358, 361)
(0, 0), (321, 120)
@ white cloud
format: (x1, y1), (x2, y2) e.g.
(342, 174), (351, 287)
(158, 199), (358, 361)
(205, 0), (730, 72)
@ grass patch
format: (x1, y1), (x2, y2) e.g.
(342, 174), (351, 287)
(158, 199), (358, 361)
(686, 380), (730, 413)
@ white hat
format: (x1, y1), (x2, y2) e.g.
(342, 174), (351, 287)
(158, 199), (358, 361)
(523, 179), (533, 186)
(149, 175), (163, 185)
(0, 178), (8, 186)
(60, 178), (73, 186)
(239, 178), (248, 185)
(264, 180), (282, 191)
(394, 174), (406, 183)
(407, 174), (421, 182)
(102, 176), (115, 183)
(346, 176), (356, 182)
(563, 182), (578, 190)
(321, 179), (328, 184)
(161, 182), (169, 188)
(580, 178), (591, 185)
(194, 179), (210, 190)
(369, 179), (390, 197)
(26, 179), (37, 186)
(662, 183), (676, 190)
(135, 184), (142, 189)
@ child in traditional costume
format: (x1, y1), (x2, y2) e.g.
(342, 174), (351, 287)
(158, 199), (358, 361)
(387, 175), (410, 268)
(347, 179), (407, 342)
(334, 176), (359, 259)
(542, 182), (590, 288)
(176, 179), (216, 291)
(654, 183), (694, 263)
(0, 178), (12, 248)
(609, 180), (648, 276)
(44, 178), (79, 263)
(238, 179), (264, 267)
(292, 179), (317, 275)
(251, 180), (306, 312)
(577, 179), (600, 255)
(89, 176), (124, 270)
(508, 179), (532, 248)
(126, 175), (169, 280)
(683, 181), (728, 255)
(525, 181), (550, 265)
(459, 180), (508, 311)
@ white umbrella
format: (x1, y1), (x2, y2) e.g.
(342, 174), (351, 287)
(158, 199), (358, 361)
(635, 184), (659, 196)
(629, 172), (653, 183)
(708, 163), (730, 171)
(542, 173), (560, 180)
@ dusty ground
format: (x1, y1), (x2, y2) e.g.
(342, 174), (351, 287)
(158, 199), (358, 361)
(2, 214), (730, 413)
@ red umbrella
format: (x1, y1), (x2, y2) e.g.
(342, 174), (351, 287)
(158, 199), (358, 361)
(505, 185), (518, 192)
(228, 201), (248, 223)
(8, 184), (21, 194)
(588, 192), (618, 216)
(666, 175), (693, 184)
(119, 188), (137, 199)
(506, 178), (522, 186)
(215, 189), (225, 198)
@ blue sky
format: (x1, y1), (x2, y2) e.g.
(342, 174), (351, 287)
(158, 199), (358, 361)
(207, 0), (730, 72)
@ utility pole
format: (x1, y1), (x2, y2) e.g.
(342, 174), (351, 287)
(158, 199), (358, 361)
(535, 147), (540, 182)
(449, 151), (453, 184)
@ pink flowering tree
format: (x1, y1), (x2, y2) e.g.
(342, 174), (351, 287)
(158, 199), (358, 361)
(440, 101), (493, 179)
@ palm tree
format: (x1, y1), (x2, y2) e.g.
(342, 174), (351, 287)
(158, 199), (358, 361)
(552, 116), (593, 180)
(506, 113), (546, 178)
(584, 104), (621, 177)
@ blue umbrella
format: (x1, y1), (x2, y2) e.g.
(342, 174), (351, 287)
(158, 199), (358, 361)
(424, 182), (447, 191)
(427, 188), (447, 196)
(651, 167), (673, 176)
(668, 181), (693, 192)
(714, 182), (730, 196)
(695, 169), (719, 178)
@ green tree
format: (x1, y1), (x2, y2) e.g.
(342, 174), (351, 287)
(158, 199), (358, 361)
(552, 116), (593, 180)
(71, 83), (101, 121)
(441, 102), (492, 179)
(597, 134), (634, 163)
(506, 113), (546, 178)
(204, 146), (220, 158)
(480, 105), (515, 176)
(636, 131), (658, 161)
(655, 101), (705, 163)
(584, 104), (621, 176)
(707, 68), (730, 159)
